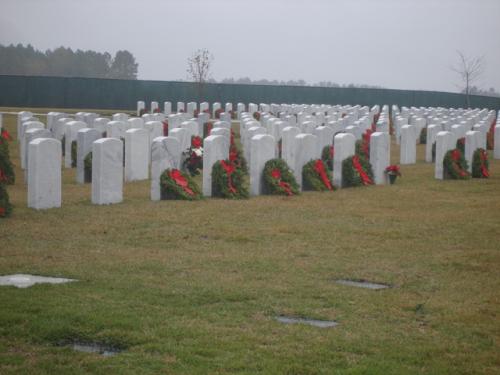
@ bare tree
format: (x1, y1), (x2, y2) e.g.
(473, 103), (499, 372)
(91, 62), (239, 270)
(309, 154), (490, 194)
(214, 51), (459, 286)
(187, 49), (213, 98)
(451, 51), (484, 107)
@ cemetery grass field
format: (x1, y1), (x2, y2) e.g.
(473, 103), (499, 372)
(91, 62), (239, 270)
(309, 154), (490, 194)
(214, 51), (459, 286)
(1, 108), (500, 375)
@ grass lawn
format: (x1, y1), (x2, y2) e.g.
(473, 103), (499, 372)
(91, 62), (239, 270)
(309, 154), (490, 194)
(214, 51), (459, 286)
(1, 108), (499, 374)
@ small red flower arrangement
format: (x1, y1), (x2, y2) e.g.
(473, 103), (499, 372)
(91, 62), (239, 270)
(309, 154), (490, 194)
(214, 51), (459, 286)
(182, 136), (204, 176)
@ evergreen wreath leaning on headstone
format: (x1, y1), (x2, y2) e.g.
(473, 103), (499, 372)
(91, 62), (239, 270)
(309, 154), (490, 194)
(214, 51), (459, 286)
(471, 148), (489, 178)
(0, 128), (14, 218)
(443, 148), (469, 179)
(262, 159), (300, 196)
(302, 159), (334, 191)
(160, 168), (202, 200)
(212, 159), (249, 199)
(342, 154), (374, 187)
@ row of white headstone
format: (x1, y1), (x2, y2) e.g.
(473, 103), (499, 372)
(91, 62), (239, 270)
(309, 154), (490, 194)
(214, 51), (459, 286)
(15, 104), (500, 210)
(391, 105), (499, 177)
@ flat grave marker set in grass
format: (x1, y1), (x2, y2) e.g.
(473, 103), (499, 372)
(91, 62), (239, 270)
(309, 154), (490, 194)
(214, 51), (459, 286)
(275, 316), (339, 328)
(0, 274), (76, 288)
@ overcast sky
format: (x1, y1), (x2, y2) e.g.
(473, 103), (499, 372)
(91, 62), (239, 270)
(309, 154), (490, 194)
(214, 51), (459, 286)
(1, 0), (499, 93)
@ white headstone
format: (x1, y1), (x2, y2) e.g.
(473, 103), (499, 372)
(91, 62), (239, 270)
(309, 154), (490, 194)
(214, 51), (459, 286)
(281, 126), (300, 169)
(28, 138), (61, 210)
(124, 128), (149, 181)
(144, 121), (164, 146)
(177, 102), (185, 113)
(150, 136), (181, 201)
(107, 121), (128, 139)
(20, 121), (45, 169)
(164, 101), (172, 115)
(137, 101), (145, 116)
(435, 131), (454, 180)
(23, 128), (51, 181)
(333, 133), (356, 188)
(128, 118), (144, 129)
(169, 128), (191, 152)
(293, 134), (318, 189)
(112, 113), (129, 122)
(249, 134), (276, 196)
(202, 135), (229, 197)
(243, 126), (266, 162)
(464, 130), (480, 173)
(91, 138), (123, 205)
(64, 121), (87, 168)
(76, 128), (101, 184)
(93, 118), (110, 136)
(369, 132), (390, 185)
(425, 124), (442, 162)
(151, 101), (159, 113)
(400, 125), (416, 164)
(494, 125), (500, 159)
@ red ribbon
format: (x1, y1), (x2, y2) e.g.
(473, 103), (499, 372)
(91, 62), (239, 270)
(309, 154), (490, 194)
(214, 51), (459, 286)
(162, 121), (169, 136)
(169, 169), (194, 196)
(220, 160), (237, 194)
(0, 207), (5, 217)
(1, 129), (12, 141)
(314, 159), (333, 190)
(352, 155), (373, 185)
(229, 149), (238, 162)
(192, 136), (202, 148)
(480, 150), (490, 177)
(271, 168), (293, 196)
(451, 149), (461, 162)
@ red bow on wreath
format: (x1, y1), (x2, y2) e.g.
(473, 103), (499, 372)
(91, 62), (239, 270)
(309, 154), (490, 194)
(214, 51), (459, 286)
(220, 160), (237, 194)
(169, 169), (194, 196)
(451, 149), (468, 177)
(271, 168), (293, 196)
(314, 160), (333, 190)
(1, 129), (12, 141)
(480, 150), (490, 178)
(192, 136), (202, 148)
(352, 155), (373, 185)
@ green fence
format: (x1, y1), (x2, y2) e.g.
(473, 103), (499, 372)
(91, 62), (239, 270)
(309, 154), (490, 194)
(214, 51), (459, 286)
(1, 75), (499, 111)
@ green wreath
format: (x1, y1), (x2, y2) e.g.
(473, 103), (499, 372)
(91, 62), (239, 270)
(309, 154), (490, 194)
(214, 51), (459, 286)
(342, 155), (374, 187)
(0, 183), (12, 218)
(443, 149), (469, 180)
(0, 138), (15, 185)
(302, 159), (334, 191)
(212, 159), (249, 199)
(456, 137), (465, 154)
(321, 145), (333, 171)
(71, 140), (77, 168)
(420, 128), (427, 144)
(471, 148), (489, 178)
(160, 168), (202, 200)
(84, 152), (92, 183)
(229, 145), (248, 173)
(355, 139), (370, 160)
(262, 159), (300, 196)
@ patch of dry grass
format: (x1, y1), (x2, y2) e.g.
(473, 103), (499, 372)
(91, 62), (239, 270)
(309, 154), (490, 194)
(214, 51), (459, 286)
(1, 108), (499, 374)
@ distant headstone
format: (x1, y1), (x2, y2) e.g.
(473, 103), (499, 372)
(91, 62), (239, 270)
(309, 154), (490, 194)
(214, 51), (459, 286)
(249, 134), (276, 196)
(28, 138), (61, 209)
(150, 136), (181, 201)
(370, 132), (390, 185)
(76, 128), (100, 184)
(91, 138), (123, 205)
(333, 133), (355, 188)
(400, 125), (416, 164)
(125, 128), (149, 181)
(434, 131), (454, 179)
(203, 135), (229, 197)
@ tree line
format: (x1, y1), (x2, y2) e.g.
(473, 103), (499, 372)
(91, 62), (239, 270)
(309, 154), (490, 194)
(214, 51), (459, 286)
(0, 44), (138, 79)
